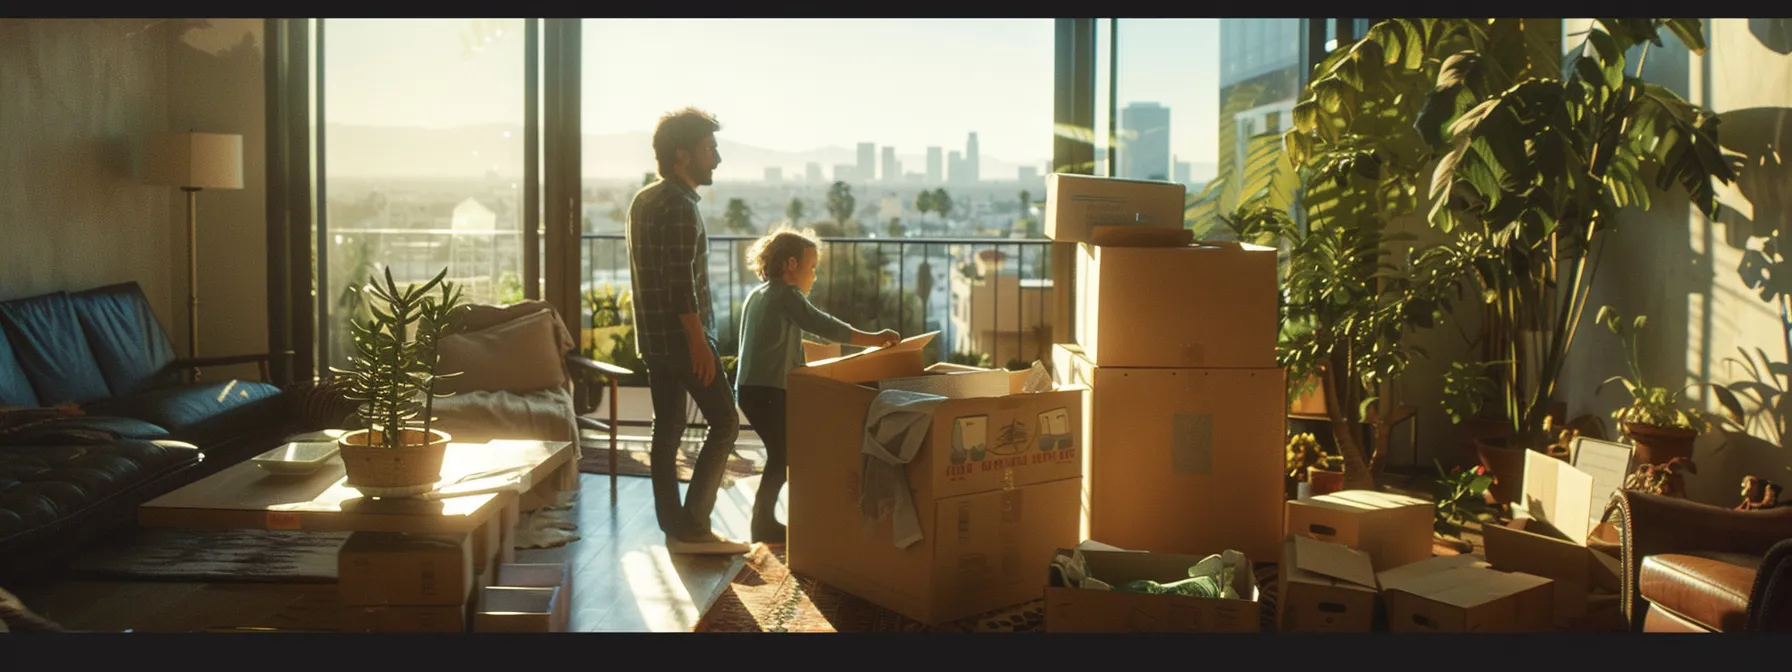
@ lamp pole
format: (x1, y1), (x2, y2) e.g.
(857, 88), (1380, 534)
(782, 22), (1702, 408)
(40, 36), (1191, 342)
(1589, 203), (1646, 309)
(185, 186), (201, 381)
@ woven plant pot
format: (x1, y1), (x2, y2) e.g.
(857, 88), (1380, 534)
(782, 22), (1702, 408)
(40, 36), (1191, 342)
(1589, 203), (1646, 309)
(338, 428), (451, 498)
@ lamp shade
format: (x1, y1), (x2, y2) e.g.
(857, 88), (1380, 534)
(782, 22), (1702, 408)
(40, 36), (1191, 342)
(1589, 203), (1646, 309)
(144, 131), (243, 190)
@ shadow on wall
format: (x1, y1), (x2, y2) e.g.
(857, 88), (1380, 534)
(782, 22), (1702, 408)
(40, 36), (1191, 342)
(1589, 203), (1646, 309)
(1751, 19), (1792, 56)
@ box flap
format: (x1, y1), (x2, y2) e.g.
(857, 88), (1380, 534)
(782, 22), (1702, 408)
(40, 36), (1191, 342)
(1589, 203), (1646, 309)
(1314, 489), (1431, 513)
(1570, 437), (1635, 530)
(1521, 450), (1595, 545)
(1376, 554), (1490, 592)
(1290, 535), (1378, 590)
(1391, 566), (1552, 609)
(876, 367), (1012, 398)
(1090, 225), (1193, 247)
(795, 331), (936, 383)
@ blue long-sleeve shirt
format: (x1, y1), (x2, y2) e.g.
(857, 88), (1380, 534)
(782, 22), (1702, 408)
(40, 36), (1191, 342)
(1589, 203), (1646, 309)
(735, 281), (856, 390)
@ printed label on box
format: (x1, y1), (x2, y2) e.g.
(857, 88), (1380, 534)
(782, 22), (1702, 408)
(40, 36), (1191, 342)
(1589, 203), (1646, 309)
(953, 415), (988, 466)
(1172, 413), (1215, 475)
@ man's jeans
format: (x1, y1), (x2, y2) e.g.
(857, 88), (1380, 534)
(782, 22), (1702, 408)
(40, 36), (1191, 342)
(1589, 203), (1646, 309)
(642, 338), (740, 541)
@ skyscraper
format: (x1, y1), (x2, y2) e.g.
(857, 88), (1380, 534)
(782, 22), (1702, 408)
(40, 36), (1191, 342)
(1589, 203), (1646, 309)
(1121, 102), (1172, 182)
(806, 162), (823, 183)
(926, 146), (943, 184)
(948, 150), (964, 184)
(881, 146), (900, 184)
(1216, 19), (1302, 211)
(857, 142), (876, 182)
(965, 132), (981, 183)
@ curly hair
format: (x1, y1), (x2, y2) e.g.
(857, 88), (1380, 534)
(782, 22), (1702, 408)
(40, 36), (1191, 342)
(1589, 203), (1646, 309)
(652, 107), (722, 179)
(747, 228), (820, 282)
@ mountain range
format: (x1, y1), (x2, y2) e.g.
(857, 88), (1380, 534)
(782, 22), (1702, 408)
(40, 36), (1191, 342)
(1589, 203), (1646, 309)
(321, 124), (1058, 183)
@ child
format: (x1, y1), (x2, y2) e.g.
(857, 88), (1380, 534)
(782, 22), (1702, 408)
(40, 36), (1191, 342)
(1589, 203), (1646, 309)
(736, 228), (897, 543)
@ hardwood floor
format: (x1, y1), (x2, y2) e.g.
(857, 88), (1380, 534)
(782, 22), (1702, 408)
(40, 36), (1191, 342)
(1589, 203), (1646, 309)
(13, 470), (782, 634)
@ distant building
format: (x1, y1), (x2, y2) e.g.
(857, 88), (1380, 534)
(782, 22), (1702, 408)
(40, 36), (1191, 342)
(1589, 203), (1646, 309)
(948, 150), (965, 184)
(881, 146), (901, 183)
(806, 162), (823, 182)
(948, 249), (1053, 366)
(965, 132), (981, 183)
(833, 164), (856, 182)
(1173, 158), (1191, 185)
(926, 147), (943, 184)
(764, 166), (782, 182)
(1018, 166), (1039, 183)
(1121, 102), (1172, 181)
(857, 142), (876, 183)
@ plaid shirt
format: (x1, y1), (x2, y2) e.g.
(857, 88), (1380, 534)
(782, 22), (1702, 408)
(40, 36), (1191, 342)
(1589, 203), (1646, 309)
(626, 178), (714, 358)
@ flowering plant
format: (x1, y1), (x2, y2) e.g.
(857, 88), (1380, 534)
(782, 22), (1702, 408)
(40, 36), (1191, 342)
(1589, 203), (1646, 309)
(1433, 460), (1495, 535)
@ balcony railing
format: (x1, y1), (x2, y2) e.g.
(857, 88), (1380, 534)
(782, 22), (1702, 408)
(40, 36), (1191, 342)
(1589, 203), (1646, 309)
(580, 233), (1055, 374)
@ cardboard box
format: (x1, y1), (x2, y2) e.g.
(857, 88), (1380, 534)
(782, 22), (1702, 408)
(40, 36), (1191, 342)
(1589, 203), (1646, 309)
(495, 563), (572, 633)
(1053, 344), (1285, 561)
(802, 340), (841, 363)
(1044, 173), (1187, 244)
(1073, 241), (1278, 368)
(339, 604), (468, 633)
(1482, 450), (1624, 626)
(1377, 554), (1555, 632)
(475, 586), (562, 633)
(1284, 489), (1433, 572)
(787, 332), (1089, 624)
(1045, 548), (1260, 633)
(1277, 535), (1378, 632)
(338, 532), (474, 607)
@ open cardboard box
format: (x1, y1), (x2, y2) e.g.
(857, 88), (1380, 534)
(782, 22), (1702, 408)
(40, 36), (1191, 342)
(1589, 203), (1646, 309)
(1284, 489), (1433, 572)
(1376, 554), (1555, 633)
(475, 585), (562, 633)
(496, 563), (572, 633)
(787, 332), (1089, 624)
(1277, 535), (1379, 632)
(1045, 546), (1260, 633)
(1482, 447), (1625, 626)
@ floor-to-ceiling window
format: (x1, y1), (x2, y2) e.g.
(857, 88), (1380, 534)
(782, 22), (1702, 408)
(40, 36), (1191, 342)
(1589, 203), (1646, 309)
(316, 19), (530, 370)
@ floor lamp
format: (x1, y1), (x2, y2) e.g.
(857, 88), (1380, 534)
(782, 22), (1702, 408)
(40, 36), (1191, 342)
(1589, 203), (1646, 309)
(145, 131), (244, 380)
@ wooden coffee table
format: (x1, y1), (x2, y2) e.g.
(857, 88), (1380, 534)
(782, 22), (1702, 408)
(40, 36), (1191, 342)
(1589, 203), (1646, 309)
(139, 439), (578, 597)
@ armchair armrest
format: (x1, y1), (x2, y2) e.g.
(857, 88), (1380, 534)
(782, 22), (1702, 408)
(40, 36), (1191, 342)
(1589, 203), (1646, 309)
(567, 353), (633, 378)
(1755, 539), (1792, 631)
(1610, 490), (1792, 629)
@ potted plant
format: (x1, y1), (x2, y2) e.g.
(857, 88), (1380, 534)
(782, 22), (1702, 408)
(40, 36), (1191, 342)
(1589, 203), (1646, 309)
(330, 268), (468, 498)
(1285, 432), (1344, 498)
(1595, 305), (1746, 465)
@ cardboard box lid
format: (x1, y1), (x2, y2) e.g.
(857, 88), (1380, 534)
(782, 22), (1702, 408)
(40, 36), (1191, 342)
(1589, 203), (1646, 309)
(794, 331), (937, 384)
(1298, 489), (1430, 515)
(1521, 449), (1595, 545)
(1387, 566), (1552, 609)
(1090, 225), (1193, 247)
(1286, 535), (1378, 591)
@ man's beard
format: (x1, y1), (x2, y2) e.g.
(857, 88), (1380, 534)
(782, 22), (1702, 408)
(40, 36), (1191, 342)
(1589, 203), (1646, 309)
(694, 166), (715, 185)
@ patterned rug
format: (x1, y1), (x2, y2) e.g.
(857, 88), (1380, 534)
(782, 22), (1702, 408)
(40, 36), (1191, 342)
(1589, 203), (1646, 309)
(577, 435), (761, 486)
(692, 543), (1283, 633)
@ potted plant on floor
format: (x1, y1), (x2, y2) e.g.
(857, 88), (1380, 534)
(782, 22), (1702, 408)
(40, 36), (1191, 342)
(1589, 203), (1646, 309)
(330, 267), (468, 498)
(1285, 432), (1345, 498)
(1431, 460), (1495, 554)
(1595, 305), (1745, 466)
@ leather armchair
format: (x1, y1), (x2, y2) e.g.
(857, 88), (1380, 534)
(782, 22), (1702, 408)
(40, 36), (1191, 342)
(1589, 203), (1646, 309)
(1609, 489), (1792, 631)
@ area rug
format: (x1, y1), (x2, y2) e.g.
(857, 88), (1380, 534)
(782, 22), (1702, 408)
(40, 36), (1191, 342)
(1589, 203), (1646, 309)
(578, 436), (761, 486)
(691, 543), (1282, 633)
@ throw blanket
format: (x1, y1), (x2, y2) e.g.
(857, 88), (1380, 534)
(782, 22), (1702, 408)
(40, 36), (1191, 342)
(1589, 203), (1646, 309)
(860, 389), (947, 550)
(0, 404), (120, 446)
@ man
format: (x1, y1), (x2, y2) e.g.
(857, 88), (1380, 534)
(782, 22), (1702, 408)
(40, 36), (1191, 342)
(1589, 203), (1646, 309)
(625, 107), (750, 555)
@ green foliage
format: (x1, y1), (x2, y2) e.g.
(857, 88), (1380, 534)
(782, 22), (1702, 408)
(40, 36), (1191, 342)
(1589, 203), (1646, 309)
(1721, 347), (1790, 444)
(1595, 305), (1746, 434)
(827, 182), (856, 226)
(723, 198), (756, 234)
(581, 285), (647, 386)
(1440, 359), (1506, 425)
(330, 267), (468, 449)
(1432, 460), (1496, 535)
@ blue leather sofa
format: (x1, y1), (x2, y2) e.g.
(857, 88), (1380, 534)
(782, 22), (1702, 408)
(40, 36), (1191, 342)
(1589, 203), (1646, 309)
(0, 282), (293, 581)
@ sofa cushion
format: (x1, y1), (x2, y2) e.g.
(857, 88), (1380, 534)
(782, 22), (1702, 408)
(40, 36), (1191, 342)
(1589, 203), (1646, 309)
(1640, 551), (1760, 632)
(435, 308), (569, 395)
(0, 439), (199, 544)
(86, 380), (282, 447)
(427, 387), (577, 445)
(0, 331), (38, 408)
(19, 416), (170, 441)
(69, 283), (180, 398)
(0, 292), (113, 405)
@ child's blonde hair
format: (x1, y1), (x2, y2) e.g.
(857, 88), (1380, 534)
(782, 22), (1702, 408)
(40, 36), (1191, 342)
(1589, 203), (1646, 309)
(747, 227), (821, 282)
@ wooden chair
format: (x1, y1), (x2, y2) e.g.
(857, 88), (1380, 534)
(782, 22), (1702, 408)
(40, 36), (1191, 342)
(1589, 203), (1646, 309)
(569, 354), (632, 492)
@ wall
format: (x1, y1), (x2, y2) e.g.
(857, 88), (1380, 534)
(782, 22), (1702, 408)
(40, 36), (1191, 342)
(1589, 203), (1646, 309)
(0, 19), (175, 323)
(0, 19), (268, 386)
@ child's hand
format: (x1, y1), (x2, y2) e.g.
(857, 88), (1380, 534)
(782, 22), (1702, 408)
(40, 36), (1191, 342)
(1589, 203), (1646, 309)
(875, 329), (899, 347)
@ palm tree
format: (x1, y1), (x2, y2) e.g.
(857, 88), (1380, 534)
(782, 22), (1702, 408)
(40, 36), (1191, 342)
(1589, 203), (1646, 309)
(827, 181), (856, 229)
(785, 197), (806, 229)
(915, 189), (936, 233)
(723, 198), (755, 234)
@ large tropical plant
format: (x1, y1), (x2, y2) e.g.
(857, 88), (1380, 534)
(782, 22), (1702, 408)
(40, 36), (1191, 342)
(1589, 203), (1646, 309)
(331, 268), (468, 449)
(1419, 18), (1737, 451)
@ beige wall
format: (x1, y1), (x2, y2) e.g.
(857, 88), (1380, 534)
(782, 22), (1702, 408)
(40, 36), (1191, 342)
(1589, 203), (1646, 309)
(0, 19), (266, 382)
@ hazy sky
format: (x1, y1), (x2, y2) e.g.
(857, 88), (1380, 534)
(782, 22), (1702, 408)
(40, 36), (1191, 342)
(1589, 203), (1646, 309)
(323, 18), (1233, 167)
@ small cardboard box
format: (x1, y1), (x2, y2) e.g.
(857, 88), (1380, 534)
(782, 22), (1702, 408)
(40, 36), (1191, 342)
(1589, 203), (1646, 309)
(1044, 173), (1187, 244)
(1053, 343), (1285, 561)
(1277, 535), (1379, 632)
(475, 586), (562, 633)
(1073, 241), (1278, 368)
(1377, 555), (1555, 633)
(1482, 449), (1625, 626)
(1284, 489), (1433, 572)
(496, 563), (572, 633)
(339, 604), (468, 633)
(787, 332), (1089, 625)
(338, 531), (474, 607)
(1045, 548), (1260, 633)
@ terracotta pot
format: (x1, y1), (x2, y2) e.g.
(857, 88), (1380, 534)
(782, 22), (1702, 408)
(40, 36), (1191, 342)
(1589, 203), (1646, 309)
(338, 427), (452, 498)
(1473, 435), (1529, 506)
(1623, 422), (1698, 466)
(1307, 466), (1345, 497)
(1456, 417), (1511, 469)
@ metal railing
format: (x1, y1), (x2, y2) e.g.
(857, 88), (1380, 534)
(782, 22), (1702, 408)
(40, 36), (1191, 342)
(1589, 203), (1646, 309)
(580, 233), (1056, 373)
